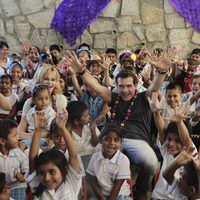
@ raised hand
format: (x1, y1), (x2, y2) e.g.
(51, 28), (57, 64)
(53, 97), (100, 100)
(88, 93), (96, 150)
(89, 121), (96, 132)
(44, 46), (51, 56)
(22, 40), (31, 54)
(149, 47), (177, 72)
(56, 109), (68, 129)
(100, 55), (112, 71)
(148, 92), (163, 113)
(33, 111), (46, 130)
(65, 51), (85, 73)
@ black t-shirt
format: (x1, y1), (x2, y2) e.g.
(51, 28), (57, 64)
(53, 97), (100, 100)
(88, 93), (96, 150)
(109, 91), (152, 143)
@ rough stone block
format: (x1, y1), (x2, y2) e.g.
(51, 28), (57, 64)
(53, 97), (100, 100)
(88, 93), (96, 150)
(191, 31), (200, 45)
(141, 3), (163, 24)
(145, 24), (166, 42)
(94, 34), (115, 49)
(6, 20), (14, 34)
(0, 0), (20, 17)
(80, 30), (93, 46)
(165, 13), (185, 29)
(27, 9), (55, 29)
(15, 22), (31, 43)
(117, 16), (132, 32)
(101, 0), (120, 17)
(90, 19), (114, 33)
(117, 32), (139, 49)
(0, 18), (6, 37)
(20, 0), (44, 15)
(164, 0), (175, 14)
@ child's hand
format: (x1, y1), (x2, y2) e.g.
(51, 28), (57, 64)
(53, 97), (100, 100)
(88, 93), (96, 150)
(175, 146), (194, 167)
(90, 121), (96, 132)
(33, 111), (46, 130)
(22, 40), (31, 54)
(44, 46), (51, 56)
(182, 60), (188, 72)
(95, 114), (106, 125)
(192, 149), (200, 174)
(148, 92), (163, 113)
(56, 109), (68, 129)
(100, 55), (112, 71)
(15, 172), (25, 183)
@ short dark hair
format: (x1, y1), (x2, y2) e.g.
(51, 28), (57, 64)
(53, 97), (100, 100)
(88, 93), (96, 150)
(0, 41), (9, 49)
(166, 122), (179, 136)
(184, 161), (198, 190)
(106, 48), (117, 55)
(0, 119), (18, 139)
(32, 84), (49, 98)
(0, 74), (13, 84)
(191, 48), (200, 55)
(67, 101), (88, 123)
(166, 82), (182, 93)
(50, 44), (63, 53)
(115, 70), (138, 86)
(0, 172), (6, 193)
(49, 118), (64, 138)
(34, 149), (68, 197)
(187, 58), (198, 66)
(78, 42), (90, 50)
(99, 123), (122, 141)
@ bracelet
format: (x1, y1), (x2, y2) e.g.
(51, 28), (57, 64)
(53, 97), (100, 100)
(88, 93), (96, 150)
(157, 69), (168, 74)
(78, 68), (86, 76)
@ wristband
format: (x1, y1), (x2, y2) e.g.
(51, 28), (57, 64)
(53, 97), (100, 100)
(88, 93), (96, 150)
(78, 68), (86, 76)
(157, 69), (168, 74)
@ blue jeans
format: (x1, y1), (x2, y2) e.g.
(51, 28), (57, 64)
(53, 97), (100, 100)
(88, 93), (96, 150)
(121, 139), (158, 194)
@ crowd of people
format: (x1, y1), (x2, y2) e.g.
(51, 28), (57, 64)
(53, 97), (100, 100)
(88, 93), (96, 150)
(0, 39), (200, 200)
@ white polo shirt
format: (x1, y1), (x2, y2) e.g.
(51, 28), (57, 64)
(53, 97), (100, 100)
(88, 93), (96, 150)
(86, 150), (130, 196)
(0, 148), (29, 189)
(26, 165), (83, 200)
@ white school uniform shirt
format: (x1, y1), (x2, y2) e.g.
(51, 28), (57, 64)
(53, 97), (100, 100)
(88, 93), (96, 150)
(0, 148), (29, 189)
(26, 105), (56, 133)
(26, 164), (83, 200)
(71, 124), (101, 156)
(86, 150), (131, 196)
(0, 93), (18, 115)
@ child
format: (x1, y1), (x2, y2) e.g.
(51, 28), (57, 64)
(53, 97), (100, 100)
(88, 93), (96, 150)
(0, 119), (29, 200)
(0, 74), (18, 119)
(175, 59), (198, 93)
(0, 172), (14, 200)
(19, 84), (56, 151)
(86, 123), (132, 200)
(27, 110), (83, 200)
(163, 147), (199, 200)
(149, 92), (195, 200)
(67, 101), (100, 169)
(59, 72), (78, 103)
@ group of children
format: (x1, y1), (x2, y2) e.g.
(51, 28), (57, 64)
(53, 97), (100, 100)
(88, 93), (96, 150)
(0, 39), (200, 200)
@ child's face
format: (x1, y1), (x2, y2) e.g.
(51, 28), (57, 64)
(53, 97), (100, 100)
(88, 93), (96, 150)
(191, 53), (200, 64)
(179, 169), (191, 197)
(192, 77), (200, 93)
(51, 131), (67, 152)
(89, 63), (102, 76)
(0, 183), (10, 200)
(165, 133), (182, 155)
(101, 131), (122, 159)
(38, 161), (63, 191)
(0, 46), (9, 60)
(187, 65), (197, 78)
(106, 53), (117, 65)
(165, 88), (182, 109)
(33, 89), (50, 110)
(10, 65), (22, 83)
(79, 110), (90, 125)
(5, 128), (19, 149)
(42, 72), (57, 94)
(51, 49), (61, 60)
(59, 78), (65, 91)
(0, 78), (12, 94)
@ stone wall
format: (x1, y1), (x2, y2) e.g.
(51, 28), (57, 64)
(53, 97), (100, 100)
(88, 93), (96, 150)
(0, 0), (200, 58)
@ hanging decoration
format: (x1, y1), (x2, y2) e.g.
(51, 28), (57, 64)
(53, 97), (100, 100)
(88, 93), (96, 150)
(168, 0), (200, 32)
(51, 0), (111, 46)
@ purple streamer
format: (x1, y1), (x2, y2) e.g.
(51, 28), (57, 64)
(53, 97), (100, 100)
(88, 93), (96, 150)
(168, 0), (200, 32)
(51, 0), (111, 46)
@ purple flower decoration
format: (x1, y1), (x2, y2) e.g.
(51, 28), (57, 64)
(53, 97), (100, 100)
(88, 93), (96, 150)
(51, 0), (111, 46)
(169, 0), (200, 32)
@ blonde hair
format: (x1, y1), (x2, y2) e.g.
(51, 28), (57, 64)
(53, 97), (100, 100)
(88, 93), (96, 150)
(32, 64), (62, 94)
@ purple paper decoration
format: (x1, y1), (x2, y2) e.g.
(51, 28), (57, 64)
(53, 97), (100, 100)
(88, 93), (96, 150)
(51, 0), (111, 46)
(168, 0), (200, 32)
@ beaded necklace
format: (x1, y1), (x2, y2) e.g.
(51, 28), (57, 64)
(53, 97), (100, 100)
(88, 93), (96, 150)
(111, 91), (138, 129)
